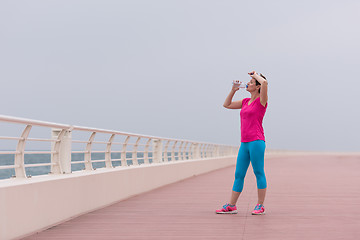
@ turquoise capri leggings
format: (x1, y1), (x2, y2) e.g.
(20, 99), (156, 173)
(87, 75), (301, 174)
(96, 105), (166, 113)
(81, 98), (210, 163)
(232, 140), (267, 192)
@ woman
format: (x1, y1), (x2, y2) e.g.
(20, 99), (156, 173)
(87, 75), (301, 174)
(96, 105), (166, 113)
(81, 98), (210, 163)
(216, 71), (268, 215)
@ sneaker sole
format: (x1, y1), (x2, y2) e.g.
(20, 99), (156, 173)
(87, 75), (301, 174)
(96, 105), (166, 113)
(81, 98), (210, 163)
(251, 212), (265, 215)
(216, 210), (238, 214)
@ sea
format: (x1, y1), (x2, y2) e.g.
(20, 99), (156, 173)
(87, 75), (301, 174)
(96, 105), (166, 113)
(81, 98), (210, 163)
(0, 152), (161, 180)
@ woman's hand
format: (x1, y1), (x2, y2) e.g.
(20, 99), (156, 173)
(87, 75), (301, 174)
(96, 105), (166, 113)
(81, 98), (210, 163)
(248, 71), (257, 76)
(232, 80), (241, 92)
(224, 80), (243, 109)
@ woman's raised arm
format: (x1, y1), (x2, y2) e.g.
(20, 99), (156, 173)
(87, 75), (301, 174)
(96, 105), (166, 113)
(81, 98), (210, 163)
(249, 72), (268, 107)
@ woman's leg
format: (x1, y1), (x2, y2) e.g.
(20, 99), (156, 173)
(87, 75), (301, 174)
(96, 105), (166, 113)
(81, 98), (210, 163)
(257, 188), (267, 205)
(249, 140), (267, 205)
(229, 191), (241, 206)
(231, 143), (250, 205)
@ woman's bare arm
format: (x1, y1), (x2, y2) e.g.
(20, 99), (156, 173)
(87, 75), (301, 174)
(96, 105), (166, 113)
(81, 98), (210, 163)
(249, 72), (268, 107)
(223, 84), (243, 109)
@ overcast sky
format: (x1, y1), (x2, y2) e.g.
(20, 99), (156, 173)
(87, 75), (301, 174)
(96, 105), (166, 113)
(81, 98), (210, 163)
(0, 0), (359, 152)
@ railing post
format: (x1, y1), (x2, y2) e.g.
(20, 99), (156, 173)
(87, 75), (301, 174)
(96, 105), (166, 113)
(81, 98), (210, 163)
(171, 141), (177, 161)
(211, 146), (215, 157)
(14, 125), (32, 178)
(203, 144), (208, 159)
(184, 142), (190, 160)
(144, 138), (152, 164)
(178, 142), (184, 160)
(152, 139), (163, 163)
(192, 143), (201, 159)
(84, 132), (96, 170)
(121, 136), (130, 166)
(201, 144), (205, 158)
(105, 134), (115, 168)
(214, 146), (220, 157)
(51, 128), (72, 174)
(163, 140), (170, 162)
(132, 137), (141, 165)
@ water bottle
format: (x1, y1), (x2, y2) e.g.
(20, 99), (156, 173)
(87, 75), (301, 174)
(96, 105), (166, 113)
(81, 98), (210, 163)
(232, 80), (247, 89)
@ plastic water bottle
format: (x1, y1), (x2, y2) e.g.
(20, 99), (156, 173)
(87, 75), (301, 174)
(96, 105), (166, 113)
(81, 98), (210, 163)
(232, 80), (247, 89)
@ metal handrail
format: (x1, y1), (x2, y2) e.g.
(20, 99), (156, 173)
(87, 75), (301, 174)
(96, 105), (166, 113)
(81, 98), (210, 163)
(0, 114), (238, 180)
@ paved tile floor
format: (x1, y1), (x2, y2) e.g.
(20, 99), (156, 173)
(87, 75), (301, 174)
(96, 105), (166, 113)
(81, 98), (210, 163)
(24, 154), (360, 239)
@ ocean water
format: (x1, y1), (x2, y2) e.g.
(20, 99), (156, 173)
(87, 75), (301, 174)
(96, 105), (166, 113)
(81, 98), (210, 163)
(0, 152), (178, 180)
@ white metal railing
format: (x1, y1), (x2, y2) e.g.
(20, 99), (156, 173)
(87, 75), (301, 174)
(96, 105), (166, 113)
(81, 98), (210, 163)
(0, 115), (239, 180)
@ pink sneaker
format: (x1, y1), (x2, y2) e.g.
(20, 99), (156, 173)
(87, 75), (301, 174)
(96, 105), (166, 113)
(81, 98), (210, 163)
(251, 204), (265, 215)
(215, 203), (238, 214)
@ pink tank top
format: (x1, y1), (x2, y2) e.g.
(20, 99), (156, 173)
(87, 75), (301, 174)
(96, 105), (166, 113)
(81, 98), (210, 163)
(240, 97), (267, 142)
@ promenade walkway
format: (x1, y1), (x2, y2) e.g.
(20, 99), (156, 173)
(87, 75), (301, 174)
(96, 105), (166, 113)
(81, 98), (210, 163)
(24, 154), (360, 240)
